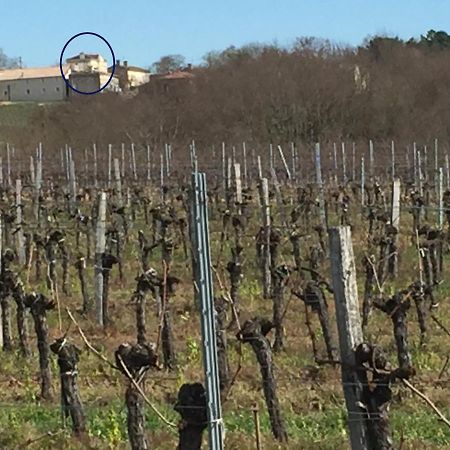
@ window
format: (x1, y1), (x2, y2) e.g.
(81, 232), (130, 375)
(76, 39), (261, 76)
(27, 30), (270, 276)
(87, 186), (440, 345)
(3, 91), (7, 96)
(26, 89), (30, 94)
(42, 88), (46, 93)
(56, 87), (60, 92)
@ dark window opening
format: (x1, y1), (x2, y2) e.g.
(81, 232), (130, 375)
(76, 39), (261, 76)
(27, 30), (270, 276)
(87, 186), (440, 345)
(56, 87), (60, 92)
(26, 89), (30, 94)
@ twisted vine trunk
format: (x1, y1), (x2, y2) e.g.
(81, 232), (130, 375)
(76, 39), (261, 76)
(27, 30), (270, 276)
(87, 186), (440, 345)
(50, 338), (86, 435)
(238, 318), (288, 443)
(174, 383), (207, 450)
(126, 383), (149, 450)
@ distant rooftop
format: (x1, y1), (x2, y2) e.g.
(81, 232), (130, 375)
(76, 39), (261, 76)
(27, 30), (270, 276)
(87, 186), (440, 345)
(107, 61), (150, 73)
(0, 65), (70, 81)
(154, 70), (195, 80)
(66, 53), (103, 62)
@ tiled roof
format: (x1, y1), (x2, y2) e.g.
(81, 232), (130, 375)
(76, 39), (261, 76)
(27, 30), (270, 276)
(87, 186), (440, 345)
(155, 70), (194, 80)
(0, 65), (70, 81)
(66, 54), (101, 61)
(108, 65), (150, 73)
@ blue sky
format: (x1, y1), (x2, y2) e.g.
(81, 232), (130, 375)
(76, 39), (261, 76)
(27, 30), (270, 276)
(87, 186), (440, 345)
(1, 0), (450, 69)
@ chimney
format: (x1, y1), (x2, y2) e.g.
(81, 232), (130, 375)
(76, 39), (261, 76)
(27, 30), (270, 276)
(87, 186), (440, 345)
(187, 63), (192, 71)
(80, 52), (85, 60)
(124, 61), (128, 68)
(117, 59), (121, 66)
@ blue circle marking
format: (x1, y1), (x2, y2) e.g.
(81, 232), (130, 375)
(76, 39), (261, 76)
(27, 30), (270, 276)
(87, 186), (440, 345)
(59, 32), (115, 95)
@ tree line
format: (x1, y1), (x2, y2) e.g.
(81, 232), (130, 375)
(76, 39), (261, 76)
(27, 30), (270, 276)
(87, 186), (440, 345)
(4, 29), (450, 149)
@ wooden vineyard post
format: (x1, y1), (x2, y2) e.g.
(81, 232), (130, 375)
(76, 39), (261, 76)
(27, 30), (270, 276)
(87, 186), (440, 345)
(314, 143), (327, 230)
(352, 142), (356, 181)
(34, 147), (43, 223)
(15, 179), (26, 266)
(242, 142), (248, 189)
(114, 158), (123, 207)
(259, 178), (271, 299)
(438, 167), (444, 229)
(95, 192), (107, 326)
(391, 178), (401, 230)
(146, 144), (151, 182)
(221, 142), (226, 195)
(65, 146), (70, 181)
(227, 157), (232, 191)
(160, 153), (164, 202)
(108, 144), (112, 188)
(329, 226), (369, 450)
(168, 144), (172, 173)
(333, 142), (338, 184)
(291, 142), (296, 182)
(390, 178), (401, 276)
(257, 155), (263, 180)
(413, 142), (418, 189)
(434, 138), (439, 199)
(391, 140), (395, 180)
(361, 157), (365, 207)
(252, 404), (262, 450)
(342, 142), (347, 184)
(121, 143), (126, 179)
(30, 156), (35, 184)
(277, 145), (291, 180)
(6, 143), (11, 187)
(69, 158), (77, 215)
(131, 143), (137, 181)
(417, 150), (424, 196)
(234, 163), (243, 206)
(93, 143), (98, 188)
(406, 147), (411, 180)
(84, 147), (88, 183)
(369, 139), (374, 179)
(165, 143), (171, 178)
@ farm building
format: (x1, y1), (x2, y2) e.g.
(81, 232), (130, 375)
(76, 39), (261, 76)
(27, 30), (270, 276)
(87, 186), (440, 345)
(107, 60), (150, 90)
(0, 65), (70, 102)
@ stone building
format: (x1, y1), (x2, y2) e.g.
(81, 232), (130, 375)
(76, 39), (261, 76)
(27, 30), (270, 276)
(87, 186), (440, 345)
(0, 65), (70, 102)
(68, 72), (120, 94)
(107, 60), (150, 91)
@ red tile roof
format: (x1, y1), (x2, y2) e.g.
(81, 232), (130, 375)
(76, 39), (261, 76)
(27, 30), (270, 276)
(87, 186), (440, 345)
(156, 70), (195, 80)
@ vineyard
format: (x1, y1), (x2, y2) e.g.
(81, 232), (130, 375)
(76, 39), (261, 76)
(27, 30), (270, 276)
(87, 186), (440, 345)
(1, 140), (450, 450)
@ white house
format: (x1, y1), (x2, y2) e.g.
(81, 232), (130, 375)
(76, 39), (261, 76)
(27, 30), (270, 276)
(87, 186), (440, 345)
(66, 52), (108, 74)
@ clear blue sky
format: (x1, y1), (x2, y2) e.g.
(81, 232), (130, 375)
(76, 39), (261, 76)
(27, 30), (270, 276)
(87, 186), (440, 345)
(1, 0), (450, 69)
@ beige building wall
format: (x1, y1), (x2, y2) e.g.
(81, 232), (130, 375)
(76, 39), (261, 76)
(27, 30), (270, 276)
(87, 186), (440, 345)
(100, 73), (120, 92)
(128, 70), (150, 87)
(0, 76), (67, 102)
